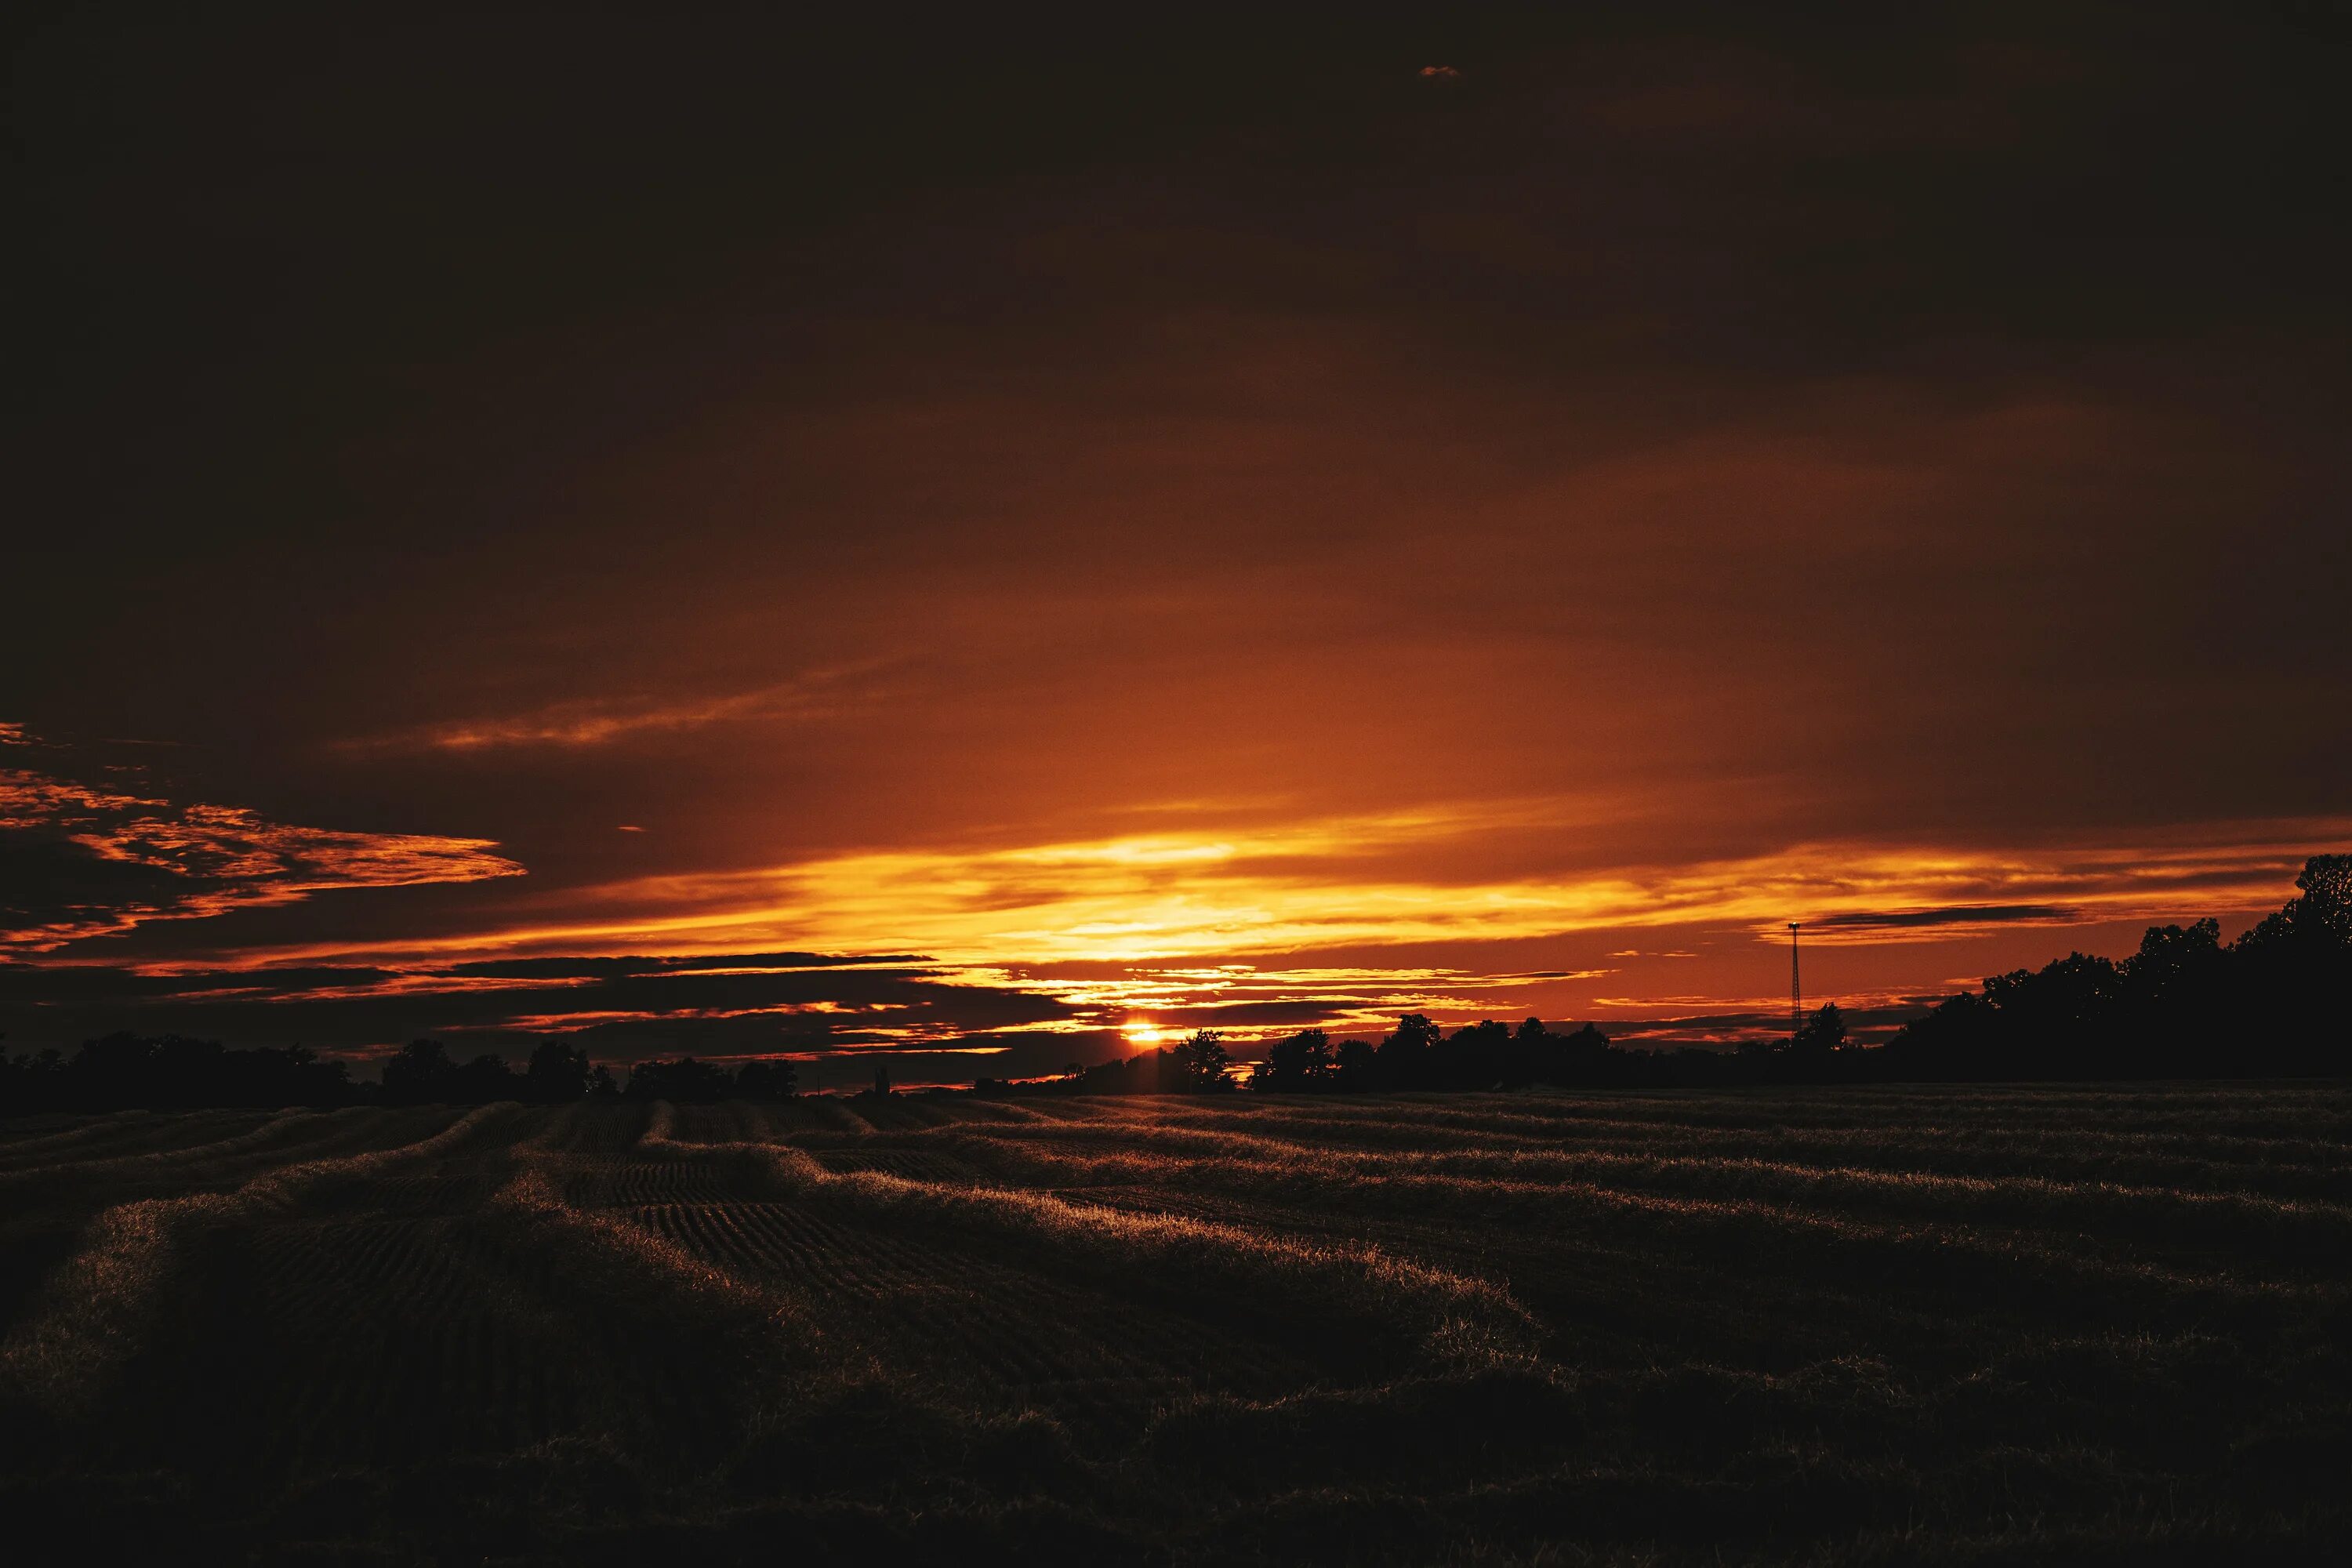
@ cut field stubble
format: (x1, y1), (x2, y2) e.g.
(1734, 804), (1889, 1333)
(0, 1083), (2345, 1564)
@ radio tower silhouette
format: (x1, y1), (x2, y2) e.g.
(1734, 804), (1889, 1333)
(1788, 921), (1803, 1040)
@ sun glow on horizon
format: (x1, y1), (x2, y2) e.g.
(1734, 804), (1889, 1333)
(122, 806), (2348, 981)
(57, 804), (2331, 1062)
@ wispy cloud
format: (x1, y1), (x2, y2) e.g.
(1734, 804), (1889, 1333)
(552, 813), (2343, 963)
(192, 802), (2350, 974)
(1803, 903), (2079, 936)
(0, 950), (1089, 1077)
(16, 765), (2335, 1064)
(346, 663), (892, 753)
(0, 755), (524, 952)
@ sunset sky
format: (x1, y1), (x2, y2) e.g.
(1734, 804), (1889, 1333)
(9, 7), (2347, 1088)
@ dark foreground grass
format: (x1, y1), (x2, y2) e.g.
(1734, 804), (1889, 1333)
(1, 1083), (2347, 1564)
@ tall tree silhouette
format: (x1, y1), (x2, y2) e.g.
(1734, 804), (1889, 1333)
(1250, 1028), (1334, 1091)
(1167, 1029), (1232, 1092)
(624, 1058), (734, 1102)
(735, 1059), (799, 1099)
(1375, 1014), (1441, 1087)
(380, 1039), (459, 1104)
(1793, 1004), (1849, 1055)
(524, 1040), (592, 1103)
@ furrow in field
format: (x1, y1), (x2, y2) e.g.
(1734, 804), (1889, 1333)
(0, 1112), (102, 1145)
(0, 1108), (292, 1178)
(0, 1109), (238, 1167)
(981, 1091), (2352, 1159)
(951, 1098), (1060, 1123)
(0, 1106), (488, 1215)
(626, 1192), (1321, 1436)
(640, 1113), (1541, 1380)
(1198, 1087), (2352, 1142)
(527, 1102), (649, 1152)
(1116, 1098), (2352, 1194)
(799, 1098), (880, 1134)
(1000, 1097), (1156, 1123)
(808, 1145), (993, 1182)
(0, 1104), (518, 1417)
(118, 1212), (618, 1479)
(931, 1130), (2342, 1338)
(915, 1119), (2352, 1271)
(581, 1153), (737, 1205)
(1068, 1181), (2071, 1379)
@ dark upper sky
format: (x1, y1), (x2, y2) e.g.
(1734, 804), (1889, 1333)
(7, 5), (2348, 1086)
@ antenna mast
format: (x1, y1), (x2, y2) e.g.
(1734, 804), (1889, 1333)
(1788, 922), (1803, 1040)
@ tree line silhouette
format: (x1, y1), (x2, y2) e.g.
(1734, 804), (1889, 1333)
(974, 1015), (1623, 1097)
(1875, 852), (2351, 1081)
(0, 1035), (798, 1114)
(5, 855), (2346, 1112)
(989, 854), (2352, 1092)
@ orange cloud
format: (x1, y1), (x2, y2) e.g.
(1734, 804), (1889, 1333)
(0, 764), (524, 952)
(345, 664), (892, 753)
(188, 802), (2347, 975)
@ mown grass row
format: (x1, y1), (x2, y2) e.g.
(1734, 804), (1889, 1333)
(2, 1093), (2345, 1563)
(641, 1105), (1544, 1379)
(1034, 1095), (2352, 1196)
(0, 1104), (515, 1420)
(755, 1114), (2352, 1281)
(0, 1107), (283, 1173)
(946, 1083), (2352, 1138)
(522, 1088), (2352, 1559)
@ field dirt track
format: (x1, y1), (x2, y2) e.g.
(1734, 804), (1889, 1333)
(3, 1084), (2349, 1563)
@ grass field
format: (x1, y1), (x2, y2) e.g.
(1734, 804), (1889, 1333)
(2, 1084), (2348, 1563)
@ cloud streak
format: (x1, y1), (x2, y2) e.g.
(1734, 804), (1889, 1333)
(216, 804), (2341, 971)
(1805, 904), (2081, 935)
(347, 664), (893, 753)
(0, 748), (524, 952)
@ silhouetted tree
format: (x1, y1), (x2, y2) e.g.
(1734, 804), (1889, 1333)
(1062, 1051), (1156, 1094)
(0, 1047), (65, 1112)
(524, 1040), (593, 1103)
(1376, 1014), (1441, 1087)
(2118, 920), (2227, 1073)
(624, 1057), (734, 1102)
(1523, 1021), (1617, 1085)
(1442, 1018), (1515, 1087)
(453, 1053), (521, 1102)
(2233, 854), (2352, 1071)
(2284, 853), (2352, 944)
(735, 1060), (799, 1099)
(1513, 1015), (1556, 1076)
(1250, 1028), (1334, 1091)
(1884, 855), (2352, 1080)
(1332, 1036), (1380, 1091)
(0, 1032), (353, 1112)
(1167, 1029), (1232, 1091)
(1793, 1004), (1849, 1055)
(380, 1040), (459, 1104)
